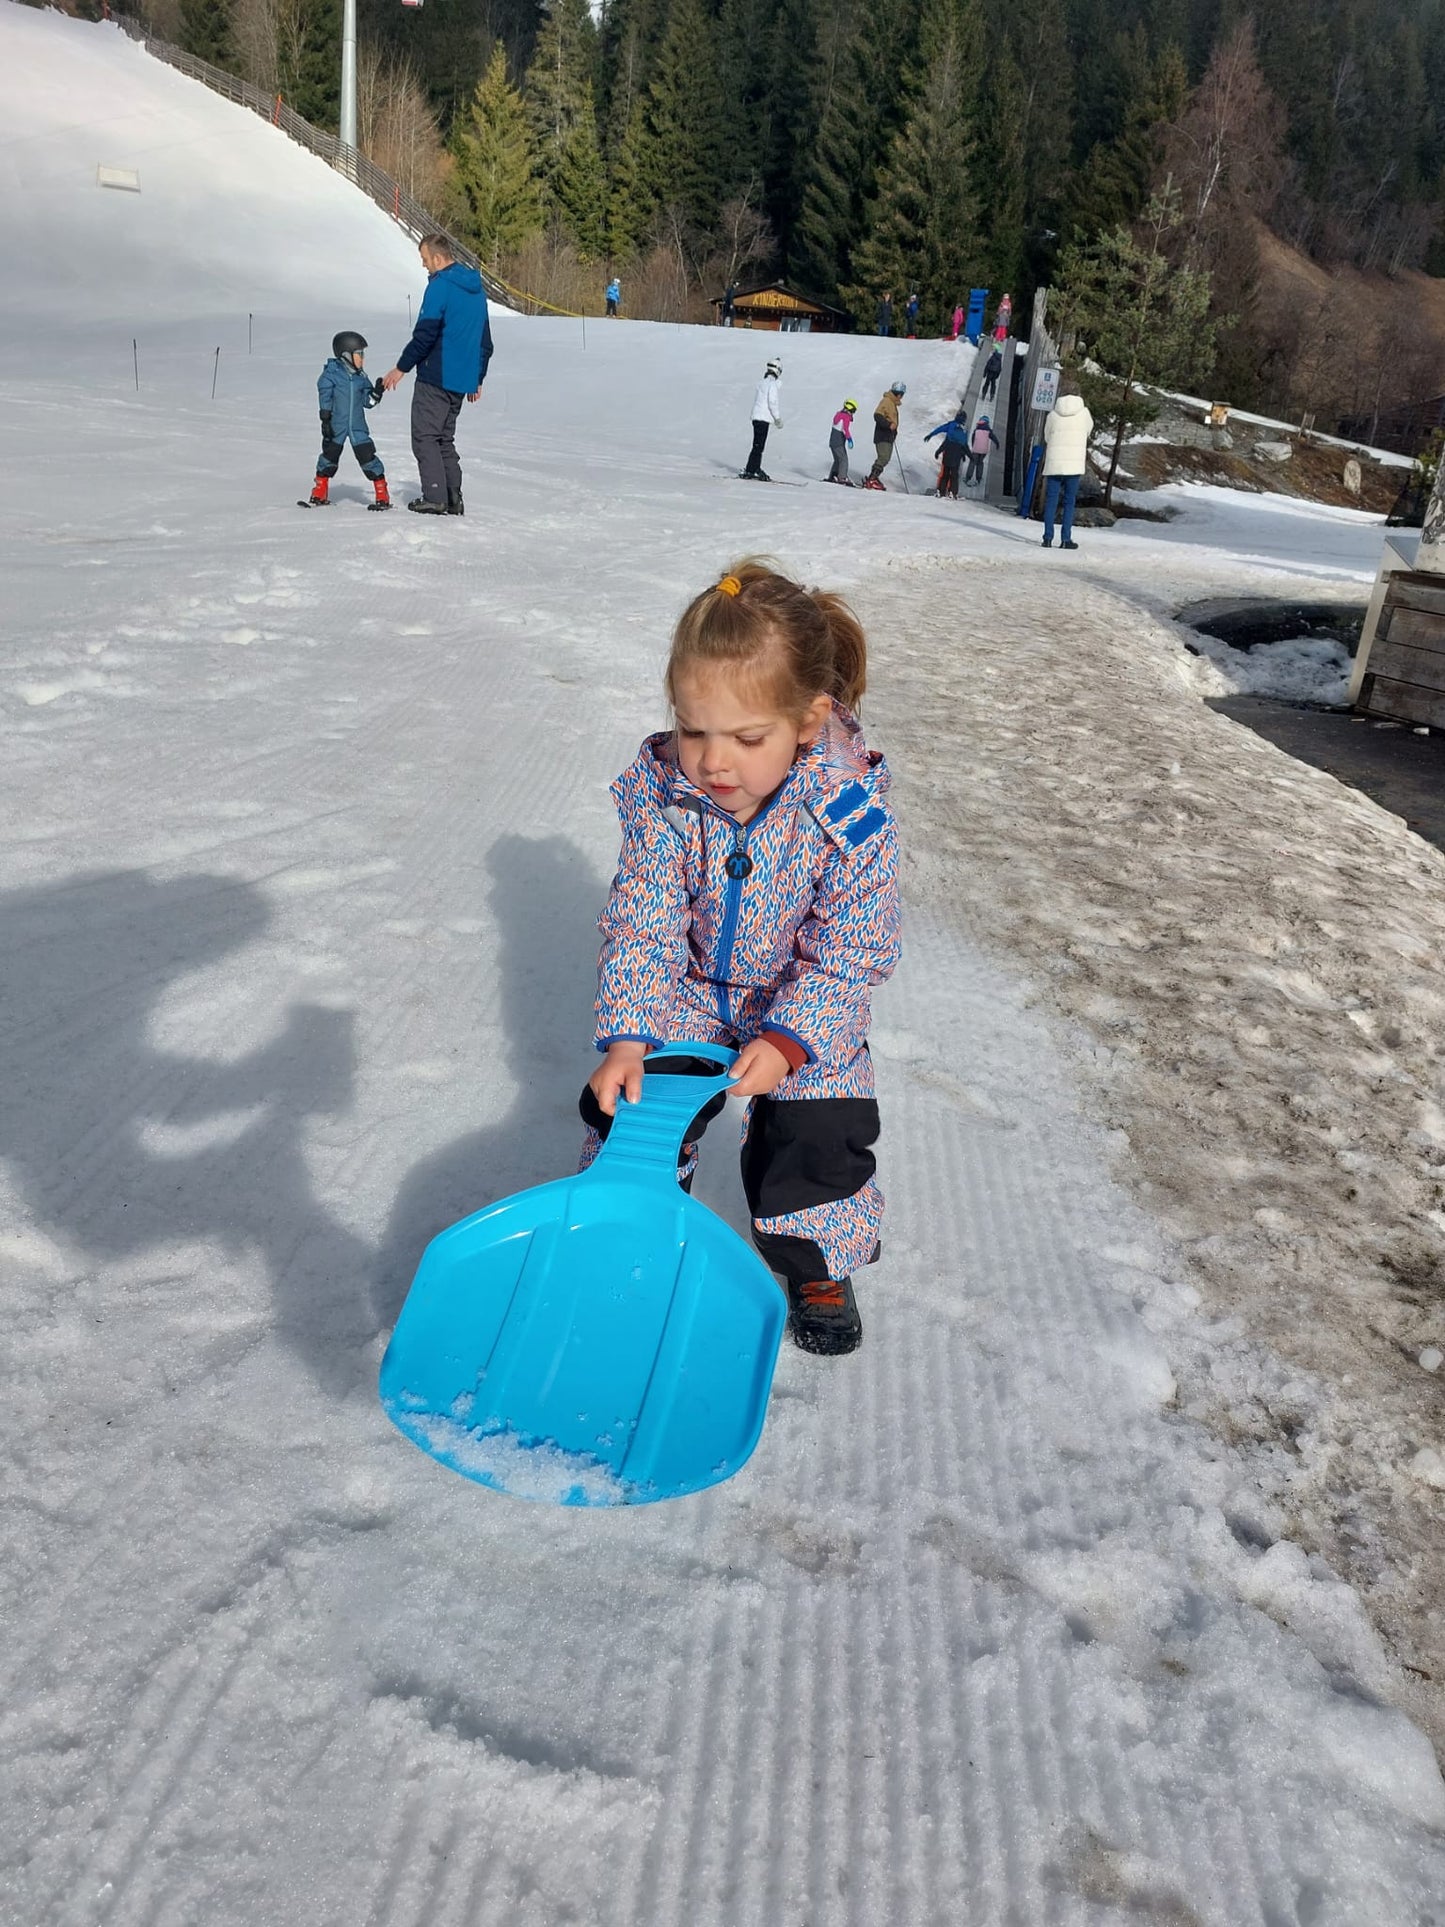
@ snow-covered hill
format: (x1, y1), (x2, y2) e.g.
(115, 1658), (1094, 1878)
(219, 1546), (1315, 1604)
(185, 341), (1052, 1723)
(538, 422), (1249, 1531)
(0, 2), (419, 322)
(3, 8), (1442, 1926)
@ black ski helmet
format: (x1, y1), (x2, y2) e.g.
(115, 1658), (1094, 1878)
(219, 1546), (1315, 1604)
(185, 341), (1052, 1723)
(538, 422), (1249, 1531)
(333, 330), (368, 361)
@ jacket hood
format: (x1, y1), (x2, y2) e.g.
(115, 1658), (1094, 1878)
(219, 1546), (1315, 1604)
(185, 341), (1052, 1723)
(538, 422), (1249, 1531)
(1053, 393), (1086, 418)
(437, 262), (484, 294)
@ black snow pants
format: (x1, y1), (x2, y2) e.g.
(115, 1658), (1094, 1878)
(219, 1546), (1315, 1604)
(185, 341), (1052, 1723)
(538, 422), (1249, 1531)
(411, 379), (464, 506)
(316, 434), (384, 481)
(579, 1061), (882, 1289)
(745, 420), (770, 475)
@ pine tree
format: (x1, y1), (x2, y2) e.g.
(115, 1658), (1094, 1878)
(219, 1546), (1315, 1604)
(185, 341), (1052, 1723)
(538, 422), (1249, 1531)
(526, 0), (598, 170)
(178, 0), (235, 68)
(978, 38), (1029, 297)
(1054, 182), (1216, 502)
(761, 0), (826, 265)
(635, 0), (728, 231)
(1063, 32), (1186, 240)
(793, 0), (922, 303)
(525, 0), (606, 252)
(606, 100), (652, 257)
(453, 44), (544, 266)
(553, 106), (608, 257)
(846, 0), (983, 328)
(1009, 0), (1074, 215)
(276, 0), (342, 128)
(597, 0), (668, 157)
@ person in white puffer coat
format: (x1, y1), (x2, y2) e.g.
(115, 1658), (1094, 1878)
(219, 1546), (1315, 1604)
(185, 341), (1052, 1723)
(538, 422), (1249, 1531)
(743, 358), (783, 479)
(1041, 389), (1094, 548)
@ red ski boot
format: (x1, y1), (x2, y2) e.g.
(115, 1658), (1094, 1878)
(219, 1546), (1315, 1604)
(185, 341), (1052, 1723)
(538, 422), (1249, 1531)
(299, 474), (330, 508)
(369, 475), (392, 512)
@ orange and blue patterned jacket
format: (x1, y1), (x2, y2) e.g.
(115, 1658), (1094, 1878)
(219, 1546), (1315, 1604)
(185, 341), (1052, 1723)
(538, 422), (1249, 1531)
(595, 705), (901, 1069)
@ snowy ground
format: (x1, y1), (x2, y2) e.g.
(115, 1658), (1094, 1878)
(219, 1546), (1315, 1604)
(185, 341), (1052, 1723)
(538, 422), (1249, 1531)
(4, 9), (1444, 1924)
(1184, 629), (1355, 707)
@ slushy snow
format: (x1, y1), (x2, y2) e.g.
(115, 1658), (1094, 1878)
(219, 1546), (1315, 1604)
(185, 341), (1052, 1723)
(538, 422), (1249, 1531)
(2, 7), (1443, 1925)
(1184, 629), (1354, 705)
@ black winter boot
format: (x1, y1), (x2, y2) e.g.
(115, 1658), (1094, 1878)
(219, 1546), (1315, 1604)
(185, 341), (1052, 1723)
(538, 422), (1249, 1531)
(407, 497), (448, 515)
(446, 490), (464, 515)
(786, 1276), (863, 1355)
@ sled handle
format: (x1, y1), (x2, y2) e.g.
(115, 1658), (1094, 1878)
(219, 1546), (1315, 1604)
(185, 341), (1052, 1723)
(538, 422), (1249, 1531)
(592, 1042), (738, 1176)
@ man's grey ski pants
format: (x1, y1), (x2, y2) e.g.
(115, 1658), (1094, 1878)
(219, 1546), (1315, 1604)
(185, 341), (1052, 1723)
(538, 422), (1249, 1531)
(411, 380), (464, 505)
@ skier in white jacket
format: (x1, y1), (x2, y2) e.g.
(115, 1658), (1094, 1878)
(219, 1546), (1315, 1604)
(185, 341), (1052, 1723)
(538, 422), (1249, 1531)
(743, 357), (783, 479)
(1041, 390), (1094, 548)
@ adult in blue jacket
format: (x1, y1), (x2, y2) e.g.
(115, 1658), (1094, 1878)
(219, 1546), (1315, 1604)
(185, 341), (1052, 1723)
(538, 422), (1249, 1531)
(382, 233), (494, 516)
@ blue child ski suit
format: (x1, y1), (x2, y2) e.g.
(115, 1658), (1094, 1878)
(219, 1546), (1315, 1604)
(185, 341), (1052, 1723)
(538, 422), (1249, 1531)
(315, 357), (385, 481)
(579, 705), (901, 1288)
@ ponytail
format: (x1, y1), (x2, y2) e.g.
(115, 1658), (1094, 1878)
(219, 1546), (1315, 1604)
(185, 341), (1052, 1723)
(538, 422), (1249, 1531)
(809, 588), (867, 712)
(667, 558), (869, 721)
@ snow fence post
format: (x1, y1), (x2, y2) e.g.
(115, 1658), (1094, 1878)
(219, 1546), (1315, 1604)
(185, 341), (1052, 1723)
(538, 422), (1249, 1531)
(1419, 460), (1445, 573)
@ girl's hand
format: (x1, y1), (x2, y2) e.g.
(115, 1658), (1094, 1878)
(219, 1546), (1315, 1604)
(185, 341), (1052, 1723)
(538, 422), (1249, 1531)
(588, 1041), (649, 1116)
(727, 1037), (792, 1099)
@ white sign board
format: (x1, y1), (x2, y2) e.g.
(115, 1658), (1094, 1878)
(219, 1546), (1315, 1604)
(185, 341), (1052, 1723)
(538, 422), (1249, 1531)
(97, 165), (141, 192)
(1031, 365), (1060, 412)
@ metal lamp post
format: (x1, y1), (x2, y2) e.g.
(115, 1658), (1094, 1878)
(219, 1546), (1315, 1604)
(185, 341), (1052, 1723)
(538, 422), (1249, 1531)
(340, 0), (357, 151)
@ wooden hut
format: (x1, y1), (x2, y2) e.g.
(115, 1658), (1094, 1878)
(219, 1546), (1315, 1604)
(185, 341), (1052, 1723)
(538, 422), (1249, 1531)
(712, 282), (852, 333)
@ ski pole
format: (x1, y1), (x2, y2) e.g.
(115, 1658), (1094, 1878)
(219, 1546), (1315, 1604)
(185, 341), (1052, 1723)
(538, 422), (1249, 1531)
(892, 441), (910, 495)
(132, 338), (138, 391)
(211, 346), (220, 399)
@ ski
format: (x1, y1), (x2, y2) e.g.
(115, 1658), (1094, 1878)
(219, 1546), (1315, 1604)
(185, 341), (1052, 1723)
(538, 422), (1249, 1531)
(717, 474), (808, 488)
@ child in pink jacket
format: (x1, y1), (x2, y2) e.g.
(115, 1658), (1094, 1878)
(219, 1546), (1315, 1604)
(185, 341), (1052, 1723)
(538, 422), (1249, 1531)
(828, 399), (857, 484)
(581, 561), (901, 1355)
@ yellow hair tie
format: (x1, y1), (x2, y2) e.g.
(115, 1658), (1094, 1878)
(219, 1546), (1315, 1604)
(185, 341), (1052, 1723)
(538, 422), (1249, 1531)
(716, 574), (741, 597)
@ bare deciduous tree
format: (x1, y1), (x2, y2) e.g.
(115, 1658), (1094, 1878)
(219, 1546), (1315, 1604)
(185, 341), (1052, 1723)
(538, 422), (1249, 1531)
(356, 43), (450, 204)
(1162, 17), (1285, 255)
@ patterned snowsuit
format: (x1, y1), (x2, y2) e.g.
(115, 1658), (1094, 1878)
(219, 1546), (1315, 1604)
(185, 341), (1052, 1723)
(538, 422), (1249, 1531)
(581, 707), (901, 1287)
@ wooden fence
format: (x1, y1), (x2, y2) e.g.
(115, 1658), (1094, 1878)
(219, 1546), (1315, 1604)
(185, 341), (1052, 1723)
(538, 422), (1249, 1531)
(110, 16), (516, 306)
(1355, 570), (1445, 728)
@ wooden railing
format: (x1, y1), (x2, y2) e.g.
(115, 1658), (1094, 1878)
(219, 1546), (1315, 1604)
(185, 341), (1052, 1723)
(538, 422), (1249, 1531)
(110, 16), (514, 308)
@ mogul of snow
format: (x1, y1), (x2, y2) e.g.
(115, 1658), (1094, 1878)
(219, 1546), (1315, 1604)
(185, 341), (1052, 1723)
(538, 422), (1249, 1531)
(578, 561), (901, 1357)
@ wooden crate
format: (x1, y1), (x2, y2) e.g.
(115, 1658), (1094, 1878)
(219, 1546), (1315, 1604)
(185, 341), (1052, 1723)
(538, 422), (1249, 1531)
(1356, 570), (1445, 728)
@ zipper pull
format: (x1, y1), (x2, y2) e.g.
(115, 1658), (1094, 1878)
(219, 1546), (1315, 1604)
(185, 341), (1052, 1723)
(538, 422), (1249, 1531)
(724, 822), (754, 881)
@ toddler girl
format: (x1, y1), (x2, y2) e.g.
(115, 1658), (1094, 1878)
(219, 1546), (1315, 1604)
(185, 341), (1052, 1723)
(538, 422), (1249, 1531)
(580, 561), (901, 1355)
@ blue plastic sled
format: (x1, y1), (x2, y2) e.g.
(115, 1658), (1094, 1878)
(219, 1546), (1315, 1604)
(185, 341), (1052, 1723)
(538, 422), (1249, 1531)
(379, 1044), (787, 1506)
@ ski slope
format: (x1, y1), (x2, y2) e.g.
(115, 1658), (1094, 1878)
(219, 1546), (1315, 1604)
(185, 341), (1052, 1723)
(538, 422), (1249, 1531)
(3, 8), (1442, 1925)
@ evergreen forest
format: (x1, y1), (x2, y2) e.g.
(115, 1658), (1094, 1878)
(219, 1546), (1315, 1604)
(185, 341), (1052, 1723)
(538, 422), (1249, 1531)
(131, 0), (1445, 427)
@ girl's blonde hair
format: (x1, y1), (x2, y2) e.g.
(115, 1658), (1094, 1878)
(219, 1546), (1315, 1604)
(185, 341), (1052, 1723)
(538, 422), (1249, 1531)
(665, 558), (867, 721)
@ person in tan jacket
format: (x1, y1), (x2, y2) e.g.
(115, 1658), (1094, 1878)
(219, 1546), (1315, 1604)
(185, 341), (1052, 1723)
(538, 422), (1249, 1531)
(864, 381), (906, 489)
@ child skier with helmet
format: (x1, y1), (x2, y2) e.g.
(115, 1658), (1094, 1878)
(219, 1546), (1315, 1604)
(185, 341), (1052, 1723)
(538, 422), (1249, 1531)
(743, 358), (783, 480)
(864, 382), (906, 489)
(828, 400), (858, 483)
(301, 332), (390, 509)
